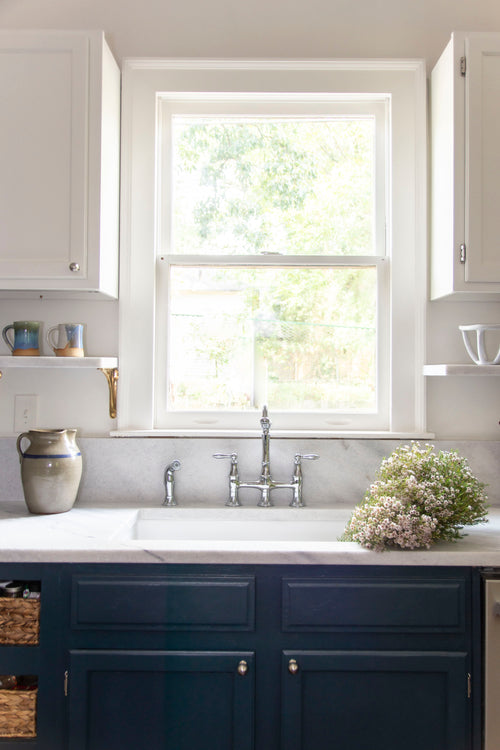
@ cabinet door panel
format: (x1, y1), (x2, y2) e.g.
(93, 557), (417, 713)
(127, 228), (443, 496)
(282, 650), (469, 750)
(282, 578), (465, 632)
(71, 574), (255, 631)
(68, 650), (254, 750)
(0, 33), (88, 279)
(466, 36), (500, 283)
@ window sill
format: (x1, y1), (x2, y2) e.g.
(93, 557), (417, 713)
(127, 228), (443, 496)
(110, 429), (435, 440)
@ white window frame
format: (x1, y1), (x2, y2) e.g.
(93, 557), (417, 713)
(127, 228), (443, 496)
(117, 59), (427, 437)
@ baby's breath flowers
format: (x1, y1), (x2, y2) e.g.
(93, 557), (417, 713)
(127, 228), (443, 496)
(341, 443), (488, 551)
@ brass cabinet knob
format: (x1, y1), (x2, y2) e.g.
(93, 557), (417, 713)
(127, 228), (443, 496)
(237, 660), (248, 676)
(288, 658), (299, 674)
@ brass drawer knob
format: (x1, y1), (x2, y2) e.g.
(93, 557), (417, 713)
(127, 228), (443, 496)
(288, 658), (299, 674)
(237, 660), (248, 676)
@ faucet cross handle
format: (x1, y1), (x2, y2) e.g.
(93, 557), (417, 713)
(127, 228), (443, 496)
(213, 452), (241, 507)
(290, 453), (320, 508)
(294, 453), (319, 464)
(213, 452), (238, 464)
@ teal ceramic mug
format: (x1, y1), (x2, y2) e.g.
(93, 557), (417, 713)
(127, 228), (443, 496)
(2, 321), (41, 356)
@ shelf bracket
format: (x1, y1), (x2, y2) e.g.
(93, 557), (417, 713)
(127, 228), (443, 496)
(98, 367), (119, 419)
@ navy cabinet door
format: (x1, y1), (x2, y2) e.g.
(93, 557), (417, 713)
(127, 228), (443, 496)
(281, 650), (470, 750)
(68, 650), (254, 750)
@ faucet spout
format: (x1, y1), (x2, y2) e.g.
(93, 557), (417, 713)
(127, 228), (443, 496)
(257, 405), (272, 506)
(213, 407), (319, 507)
(260, 404), (271, 433)
(260, 404), (271, 468)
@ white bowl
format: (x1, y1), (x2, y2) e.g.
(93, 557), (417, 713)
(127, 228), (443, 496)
(459, 324), (500, 365)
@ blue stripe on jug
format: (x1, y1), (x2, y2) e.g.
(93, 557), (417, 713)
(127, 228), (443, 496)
(23, 453), (81, 459)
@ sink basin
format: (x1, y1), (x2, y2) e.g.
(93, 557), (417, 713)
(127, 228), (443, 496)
(115, 507), (352, 545)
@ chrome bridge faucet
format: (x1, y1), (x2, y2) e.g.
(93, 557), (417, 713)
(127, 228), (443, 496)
(213, 406), (319, 507)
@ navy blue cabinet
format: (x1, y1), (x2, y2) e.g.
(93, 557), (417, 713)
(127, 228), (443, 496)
(279, 570), (473, 750)
(0, 564), (65, 750)
(281, 650), (469, 750)
(0, 563), (479, 750)
(67, 650), (255, 750)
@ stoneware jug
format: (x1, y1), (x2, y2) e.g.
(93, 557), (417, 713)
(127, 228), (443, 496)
(16, 429), (82, 514)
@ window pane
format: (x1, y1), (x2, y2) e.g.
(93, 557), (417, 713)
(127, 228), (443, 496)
(172, 118), (375, 256)
(167, 265), (377, 412)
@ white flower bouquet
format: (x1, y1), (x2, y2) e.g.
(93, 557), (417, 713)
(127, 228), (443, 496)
(341, 443), (488, 551)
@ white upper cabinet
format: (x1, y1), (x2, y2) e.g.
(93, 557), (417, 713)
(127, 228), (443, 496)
(0, 31), (120, 297)
(431, 32), (500, 299)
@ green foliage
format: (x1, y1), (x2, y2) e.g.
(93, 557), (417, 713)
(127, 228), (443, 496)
(173, 117), (374, 256)
(169, 116), (379, 411)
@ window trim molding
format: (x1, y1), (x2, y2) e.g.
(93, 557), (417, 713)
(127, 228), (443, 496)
(118, 58), (427, 435)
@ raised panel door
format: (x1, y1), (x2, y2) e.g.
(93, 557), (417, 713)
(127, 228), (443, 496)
(281, 650), (470, 750)
(67, 650), (255, 750)
(465, 35), (500, 284)
(0, 32), (88, 282)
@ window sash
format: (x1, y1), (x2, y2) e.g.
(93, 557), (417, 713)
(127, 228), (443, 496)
(156, 96), (388, 260)
(155, 97), (389, 429)
(155, 254), (389, 431)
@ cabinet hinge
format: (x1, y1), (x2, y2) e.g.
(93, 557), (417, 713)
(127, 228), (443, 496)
(460, 243), (466, 263)
(64, 669), (69, 697)
(467, 672), (472, 699)
(460, 56), (466, 76)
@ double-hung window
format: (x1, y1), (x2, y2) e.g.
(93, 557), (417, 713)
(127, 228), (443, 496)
(119, 61), (426, 435)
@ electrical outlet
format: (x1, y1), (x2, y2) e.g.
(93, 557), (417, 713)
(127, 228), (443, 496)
(14, 395), (39, 432)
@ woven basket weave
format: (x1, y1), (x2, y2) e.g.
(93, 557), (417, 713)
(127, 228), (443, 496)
(0, 599), (40, 645)
(0, 689), (37, 737)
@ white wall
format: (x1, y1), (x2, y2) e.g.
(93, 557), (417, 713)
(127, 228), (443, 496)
(1, 0), (500, 438)
(2, 0), (500, 69)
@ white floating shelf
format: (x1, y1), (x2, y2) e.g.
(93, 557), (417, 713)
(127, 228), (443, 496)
(0, 356), (119, 418)
(0, 356), (117, 369)
(423, 364), (500, 376)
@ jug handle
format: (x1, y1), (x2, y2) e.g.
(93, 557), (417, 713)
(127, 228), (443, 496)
(16, 432), (31, 462)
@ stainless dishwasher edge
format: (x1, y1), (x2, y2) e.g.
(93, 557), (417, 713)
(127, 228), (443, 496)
(484, 578), (500, 750)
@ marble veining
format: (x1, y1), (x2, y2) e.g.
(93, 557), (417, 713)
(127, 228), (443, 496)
(0, 499), (498, 565)
(1, 437), (499, 509)
(0, 436), (499, 564)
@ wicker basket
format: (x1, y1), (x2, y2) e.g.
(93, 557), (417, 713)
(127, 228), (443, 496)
(0, 689), (37, 737)
(0, 599), (40, 645)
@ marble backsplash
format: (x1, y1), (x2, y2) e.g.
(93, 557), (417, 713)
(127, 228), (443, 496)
(1, 436), (499, 509)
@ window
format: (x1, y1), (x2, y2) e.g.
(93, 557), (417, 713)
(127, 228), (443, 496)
(156, 97), (388, 429)
(119, 60), (426, 435)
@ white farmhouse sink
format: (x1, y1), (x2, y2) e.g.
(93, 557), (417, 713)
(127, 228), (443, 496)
(115, 507), (352, 545)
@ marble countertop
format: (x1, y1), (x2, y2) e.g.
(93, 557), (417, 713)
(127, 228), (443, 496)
(0, 500), (499, 565)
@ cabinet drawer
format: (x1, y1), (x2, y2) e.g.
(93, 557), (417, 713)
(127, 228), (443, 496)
(282, 578), (465, 633)
(71, 575), (255, 631)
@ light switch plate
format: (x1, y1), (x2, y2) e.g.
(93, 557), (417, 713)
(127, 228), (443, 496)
(14, 394), (39, 432)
